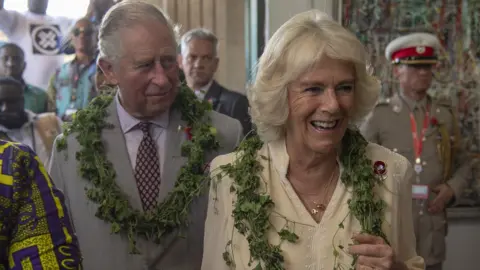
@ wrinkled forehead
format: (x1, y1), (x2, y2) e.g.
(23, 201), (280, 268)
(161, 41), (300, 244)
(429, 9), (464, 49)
(117, 21), (177, 59)
(0, 45), (24, 58)
(277, 34), (363, 84)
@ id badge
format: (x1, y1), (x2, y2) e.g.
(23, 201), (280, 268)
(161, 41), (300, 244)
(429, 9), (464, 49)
(412, 184), (429, 200)
(65, 109), (77, 116)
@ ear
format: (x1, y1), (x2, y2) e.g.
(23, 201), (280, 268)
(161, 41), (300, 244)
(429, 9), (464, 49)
(98, 58), (118, 85)
(392, 65), (400, 78)
(177, 54), (184, 70)
(21, 61), (26, 74)
(212, 57), (219, 73)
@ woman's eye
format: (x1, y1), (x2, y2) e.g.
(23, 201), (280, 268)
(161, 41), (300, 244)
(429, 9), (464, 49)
(336, 85), (354, 92)
(305, 86), (324, 93)
(137, 62), (152, 69)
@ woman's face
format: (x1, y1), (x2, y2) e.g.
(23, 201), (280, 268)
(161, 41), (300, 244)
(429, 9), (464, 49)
(286, 56), (356, 155)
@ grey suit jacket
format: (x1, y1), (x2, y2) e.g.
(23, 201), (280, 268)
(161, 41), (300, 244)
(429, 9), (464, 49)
(48, 98), (243, 270)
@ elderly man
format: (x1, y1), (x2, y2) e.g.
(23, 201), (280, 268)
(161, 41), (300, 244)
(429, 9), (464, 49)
(179, 28), (252, 135)
(48, 1), (242, 270)
(361, 32), (471, 270)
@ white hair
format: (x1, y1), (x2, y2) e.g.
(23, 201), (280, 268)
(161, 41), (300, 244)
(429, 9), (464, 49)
(180, 28), (218, 57)
(249, 10), (381, 142)
(97, 0), (178, 62)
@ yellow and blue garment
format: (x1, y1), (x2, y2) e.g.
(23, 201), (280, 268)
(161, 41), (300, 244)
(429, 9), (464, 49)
(0, 141), (81, 269)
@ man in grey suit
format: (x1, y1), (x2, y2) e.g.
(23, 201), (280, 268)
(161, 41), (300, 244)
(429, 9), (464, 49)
(48, 1), (243, 269)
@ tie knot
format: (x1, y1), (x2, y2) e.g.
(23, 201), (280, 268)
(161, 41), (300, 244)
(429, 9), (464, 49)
(137, 122), (151, 134)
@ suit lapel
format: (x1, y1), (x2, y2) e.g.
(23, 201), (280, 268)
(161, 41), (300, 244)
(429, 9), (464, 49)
(204, 80), (222, 109)
(101, 98), (143, 211)
(158, 108), (188, 202)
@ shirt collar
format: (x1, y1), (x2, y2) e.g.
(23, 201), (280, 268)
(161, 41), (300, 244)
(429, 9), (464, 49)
(115, 92), (169, 134)
(267, 138), (344, 182)
(399, 90), (428, 111)
(195, 80), (213, 93)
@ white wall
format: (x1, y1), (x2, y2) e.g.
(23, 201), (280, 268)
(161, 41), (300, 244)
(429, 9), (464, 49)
(265, 0), (340, 40)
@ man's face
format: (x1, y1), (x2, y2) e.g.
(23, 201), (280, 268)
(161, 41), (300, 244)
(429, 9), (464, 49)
(180, 39), (218, 89)
(394, 64), (434, 96)
(72, 19), (95, 54)
(0, 84), (24, 112)
(0, 83), (26, 129)
(0, 46), (25, 79)
(99, 20), (179, 119)
(28, 0), (49, 14)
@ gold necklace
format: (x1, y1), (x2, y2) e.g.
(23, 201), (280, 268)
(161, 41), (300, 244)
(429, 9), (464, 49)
(308, 164), (338, 216)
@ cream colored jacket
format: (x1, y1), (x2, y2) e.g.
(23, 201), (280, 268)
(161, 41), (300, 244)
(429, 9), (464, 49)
(202, 139), (425, 270)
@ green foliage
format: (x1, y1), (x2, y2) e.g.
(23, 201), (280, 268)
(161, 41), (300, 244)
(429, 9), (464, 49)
(56, 85), (218, 253)
(216, 128), (388, 269)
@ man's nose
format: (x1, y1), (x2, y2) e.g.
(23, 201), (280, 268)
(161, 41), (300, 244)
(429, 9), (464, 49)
(5, 58), (14, 67)
(193, 58), (204, 68)
(152, 62), (170, 85)
(1, 103), (8, 112)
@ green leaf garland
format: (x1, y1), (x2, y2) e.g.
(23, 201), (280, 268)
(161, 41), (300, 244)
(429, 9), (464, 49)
(56, 85), (219, 253)
(216, 128), (389, 270)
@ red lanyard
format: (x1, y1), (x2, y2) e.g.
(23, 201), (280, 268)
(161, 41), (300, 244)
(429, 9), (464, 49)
(409, 105), (430, 161)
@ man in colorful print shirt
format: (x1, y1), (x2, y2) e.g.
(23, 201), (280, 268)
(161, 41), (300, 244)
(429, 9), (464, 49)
(0, 141), (81, 269)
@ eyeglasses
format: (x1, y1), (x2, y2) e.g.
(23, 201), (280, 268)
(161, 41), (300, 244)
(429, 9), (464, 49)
(73, 27), (94, 37)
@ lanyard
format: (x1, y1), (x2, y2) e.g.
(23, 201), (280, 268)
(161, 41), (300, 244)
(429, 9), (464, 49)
(409, 104), (430, 163)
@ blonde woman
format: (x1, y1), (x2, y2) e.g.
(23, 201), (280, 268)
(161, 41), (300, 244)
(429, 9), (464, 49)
(202, 10), (424, 270)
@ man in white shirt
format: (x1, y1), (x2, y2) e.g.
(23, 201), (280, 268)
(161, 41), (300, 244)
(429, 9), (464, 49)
(0, 0), (74, 89)
(0, 76), (62, 167)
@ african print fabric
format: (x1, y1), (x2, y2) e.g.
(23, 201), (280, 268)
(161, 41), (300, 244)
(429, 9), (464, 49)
(0, 140), (81, 269)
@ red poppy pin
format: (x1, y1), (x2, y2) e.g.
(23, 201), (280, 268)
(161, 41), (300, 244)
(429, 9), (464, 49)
(184, 127), (193, 140)
(373, 161), (387, 177)
(430, 117), (439, 127)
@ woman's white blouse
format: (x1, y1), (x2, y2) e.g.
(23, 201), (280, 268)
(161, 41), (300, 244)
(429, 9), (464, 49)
(202, 139), (425, 270)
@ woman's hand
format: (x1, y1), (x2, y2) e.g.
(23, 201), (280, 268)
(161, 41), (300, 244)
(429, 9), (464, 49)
(348, 233), (406, 270)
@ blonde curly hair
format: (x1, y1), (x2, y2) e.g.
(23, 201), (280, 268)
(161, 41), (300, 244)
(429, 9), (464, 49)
(248, 10), (380, 142)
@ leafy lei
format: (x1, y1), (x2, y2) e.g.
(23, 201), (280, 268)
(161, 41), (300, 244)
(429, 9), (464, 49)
(216, 128), (389, 270)
(56, 85), (219, 253)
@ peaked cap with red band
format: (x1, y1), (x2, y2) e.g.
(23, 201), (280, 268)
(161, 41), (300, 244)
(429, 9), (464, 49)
(385, 33), (441, 65)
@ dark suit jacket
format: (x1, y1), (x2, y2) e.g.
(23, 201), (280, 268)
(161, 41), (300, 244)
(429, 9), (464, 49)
(204, 80), (252, 136)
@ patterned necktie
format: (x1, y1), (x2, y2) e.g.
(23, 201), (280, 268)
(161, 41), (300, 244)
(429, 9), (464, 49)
(134, 122), (161, 211)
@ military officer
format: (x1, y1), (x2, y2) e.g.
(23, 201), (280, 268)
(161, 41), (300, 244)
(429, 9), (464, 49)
(360, 32), (472, 270)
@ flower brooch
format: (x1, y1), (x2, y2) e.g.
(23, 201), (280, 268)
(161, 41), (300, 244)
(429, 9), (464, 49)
(177, 125), (193, 140)
(373, 160), (387, 180)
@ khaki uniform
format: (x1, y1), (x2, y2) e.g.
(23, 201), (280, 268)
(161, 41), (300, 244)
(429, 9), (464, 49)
(360, 93), (471, 266)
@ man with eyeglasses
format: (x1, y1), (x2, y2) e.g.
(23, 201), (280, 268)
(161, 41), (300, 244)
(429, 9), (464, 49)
(47, 18), (97, 121)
